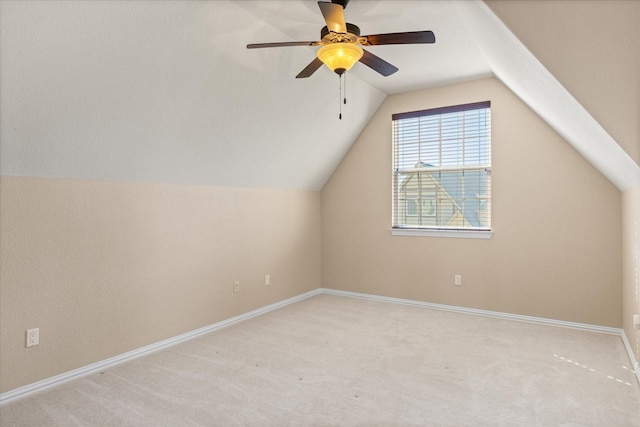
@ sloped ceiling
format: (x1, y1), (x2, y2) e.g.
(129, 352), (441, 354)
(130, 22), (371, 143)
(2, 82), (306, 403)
(1, 0), (638, 191)
(486, 0), (640, 167)
(461, 0), (640, 192)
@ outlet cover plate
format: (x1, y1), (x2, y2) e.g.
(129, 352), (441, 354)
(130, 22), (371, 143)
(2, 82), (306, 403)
(26, 328), (39, 347)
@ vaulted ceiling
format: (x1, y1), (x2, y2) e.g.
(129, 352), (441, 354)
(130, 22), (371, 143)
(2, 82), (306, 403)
(1, 1), (638, 191)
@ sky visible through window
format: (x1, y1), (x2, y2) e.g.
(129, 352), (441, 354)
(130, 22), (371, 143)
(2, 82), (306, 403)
(395, 109), (490, 170)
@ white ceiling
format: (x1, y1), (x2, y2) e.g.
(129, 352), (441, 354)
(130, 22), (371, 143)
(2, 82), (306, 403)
(1, 0), (637, 191)
(0, 0), (492, 190)
(238, 0), (493, 94)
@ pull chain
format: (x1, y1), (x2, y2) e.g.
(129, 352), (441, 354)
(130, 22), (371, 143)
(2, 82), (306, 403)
(338, 74), (342, 120)
(339, 73), (343, 120)
(344, 72), (347, 106)
(338, 73), (348, 120)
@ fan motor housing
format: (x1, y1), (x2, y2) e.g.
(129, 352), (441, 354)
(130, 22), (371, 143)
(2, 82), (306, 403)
(331, 0), (350, 8)
(321, 23), (361, 42)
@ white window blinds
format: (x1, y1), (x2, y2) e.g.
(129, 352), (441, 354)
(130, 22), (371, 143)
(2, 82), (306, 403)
(392, 101), (491, 232)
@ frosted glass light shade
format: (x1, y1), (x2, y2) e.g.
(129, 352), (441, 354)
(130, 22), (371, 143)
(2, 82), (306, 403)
(317, 43), (363, 75)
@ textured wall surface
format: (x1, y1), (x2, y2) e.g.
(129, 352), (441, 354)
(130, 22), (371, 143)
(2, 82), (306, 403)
(486, 0), (640, 166)
(322, 77), (622, 327)
(2, 0), (637, 400)
(0, 177), (321, 392)
(623, 186), (640, 363)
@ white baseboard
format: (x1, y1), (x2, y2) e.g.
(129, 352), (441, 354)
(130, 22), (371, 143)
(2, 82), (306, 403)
(2, 286), (638, 404)
(621, 330), (640, 384)
(0, 289), (322, 405)
(320, 288), (639, 385)
(319, 288), (622, 334)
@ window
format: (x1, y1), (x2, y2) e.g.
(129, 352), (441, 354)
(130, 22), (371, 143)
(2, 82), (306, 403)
(422, 198), (436, 217)
(392, 101), (491, 238)
(406, 198), (418, 217)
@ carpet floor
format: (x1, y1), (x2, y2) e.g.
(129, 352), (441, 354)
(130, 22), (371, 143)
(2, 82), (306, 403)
(1, 294), (639, 426)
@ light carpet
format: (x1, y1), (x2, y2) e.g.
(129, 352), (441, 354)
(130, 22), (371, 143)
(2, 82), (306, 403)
(1, 294), (639, 426)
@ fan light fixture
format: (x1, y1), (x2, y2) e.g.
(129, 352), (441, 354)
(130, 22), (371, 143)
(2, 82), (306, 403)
(317, 43), (363, 75)
(247, 0), (436, 119)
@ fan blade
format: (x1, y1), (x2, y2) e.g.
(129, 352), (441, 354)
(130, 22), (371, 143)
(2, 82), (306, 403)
(362, 30), (435, 46)
(318, 1), (347, 33)
(296, 57), (324, 79)
(358, 49), (398, 76)
(247, 41), (320, 49)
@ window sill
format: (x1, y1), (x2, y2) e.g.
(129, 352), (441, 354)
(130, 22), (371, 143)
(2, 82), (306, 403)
(390, 228), (493, 239)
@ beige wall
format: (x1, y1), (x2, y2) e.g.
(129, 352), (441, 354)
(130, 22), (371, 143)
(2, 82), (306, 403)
(2, 0), (636, 399)
(486, 0), (639, 368)
(322, 77), (622, 327)
(0, 78), (628, 395)
(486, 0), (640, 166)
(623, 185), (640, 363)
(0, 177), (321, 393)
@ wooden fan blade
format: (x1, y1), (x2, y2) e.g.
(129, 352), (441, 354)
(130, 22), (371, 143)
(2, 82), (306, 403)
(362, 30), (435, 46)
(358, 49), (398, 76)
(247, 41), (320, 49)
(296, 57), (324, 78)
(318, 1), (347, 33)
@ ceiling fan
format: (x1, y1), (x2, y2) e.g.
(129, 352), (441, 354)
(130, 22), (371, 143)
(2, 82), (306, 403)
(247, 0), (436, 78)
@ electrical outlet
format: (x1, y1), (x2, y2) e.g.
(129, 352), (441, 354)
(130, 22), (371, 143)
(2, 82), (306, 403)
(265, 274), (270, 285)
(454, 275), (462, 286)
(634, 314), (640, 329)
(26, 328), (39, 347)
(233, 281), (240, 293)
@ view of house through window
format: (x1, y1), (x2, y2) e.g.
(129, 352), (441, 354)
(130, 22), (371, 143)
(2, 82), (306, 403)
(392, 101), (491, 232)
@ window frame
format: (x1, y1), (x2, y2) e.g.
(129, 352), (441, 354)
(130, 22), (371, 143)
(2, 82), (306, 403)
(390, 101), (492, 239)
